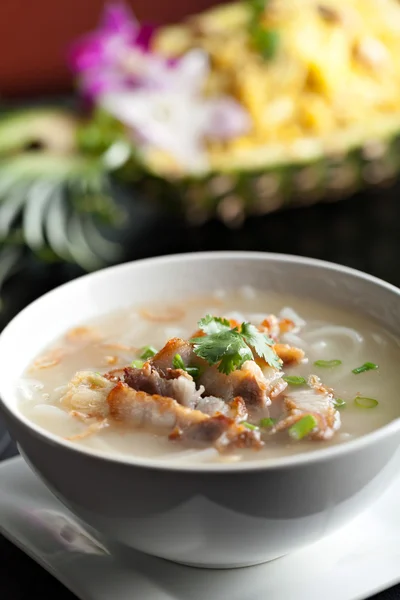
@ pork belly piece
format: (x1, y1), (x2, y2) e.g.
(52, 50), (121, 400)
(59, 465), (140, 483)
(272, 343), (305, 365)
(172, 413), (263, 451)
(273, 375), (341, 441)
(124, 363), (231, 416)
(107, 383), (262, 451)
(107, 382), (207, 430)
(198, 360), (285, 408)
(150, 338), (283, 410)
(150, 338), (205, 373)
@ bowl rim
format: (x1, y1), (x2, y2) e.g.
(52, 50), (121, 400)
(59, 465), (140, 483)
(1, 250), (400, 473)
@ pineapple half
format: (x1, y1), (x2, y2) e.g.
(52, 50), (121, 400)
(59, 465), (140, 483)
(126, 0), (400, 225)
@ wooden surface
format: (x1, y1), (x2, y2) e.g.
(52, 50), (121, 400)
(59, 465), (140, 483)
(0, 0), (225, 97)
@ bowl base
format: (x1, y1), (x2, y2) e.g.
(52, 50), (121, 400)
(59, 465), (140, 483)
(167, 554), (286, 570)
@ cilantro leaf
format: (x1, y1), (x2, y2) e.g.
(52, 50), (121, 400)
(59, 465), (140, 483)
(198, 314), (231, 335)
(190, 330), (253, 374)
(240, 322), (282, 369)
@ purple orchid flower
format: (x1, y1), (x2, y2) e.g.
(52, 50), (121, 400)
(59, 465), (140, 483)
(69, 3), (252, 170)
(68, 2), (156, 99)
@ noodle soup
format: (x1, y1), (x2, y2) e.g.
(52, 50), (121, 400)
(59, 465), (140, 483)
(18, 288), (400, 464)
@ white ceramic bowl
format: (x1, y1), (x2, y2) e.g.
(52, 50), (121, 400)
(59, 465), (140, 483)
(1, 251), (400, 569)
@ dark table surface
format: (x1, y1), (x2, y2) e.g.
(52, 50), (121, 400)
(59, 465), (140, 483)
(1, 180), (400, 599)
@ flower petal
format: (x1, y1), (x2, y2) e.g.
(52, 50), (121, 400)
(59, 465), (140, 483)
(204, 98), (251, 140)
(100, 2), (138, 33)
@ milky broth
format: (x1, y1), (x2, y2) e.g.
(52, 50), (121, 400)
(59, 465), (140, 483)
(18, 288), (400, 464)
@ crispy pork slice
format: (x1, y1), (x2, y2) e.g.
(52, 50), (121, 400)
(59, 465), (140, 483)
(273, 343), (305, 365)
(124, 363), (230, 416)
(198, 360), (284, 408)
(173, 414), (263, 451)
(150, 337), (206, 373)
(107, 382), (207, 430)
(273, 375), (340, 440)
(107, 383), (261, 450)
(150, 338), (283, 409)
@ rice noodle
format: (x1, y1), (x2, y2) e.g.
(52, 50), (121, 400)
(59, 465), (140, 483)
(281, 332), (310, 352)
(239, 285), (256, 300)
(33, 404), (70, 421)
(279, 307), (306, 331)
(304, 326), (364, 345)
(17, 379), (44, 402)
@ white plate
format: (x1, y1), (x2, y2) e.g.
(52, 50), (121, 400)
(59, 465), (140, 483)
(1, 455), (400, 600)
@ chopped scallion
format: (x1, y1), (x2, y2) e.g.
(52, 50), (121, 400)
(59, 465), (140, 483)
(352, 362), (378, 374)
(140, 345), (157, 360)
(259, 417), (276, 428)
(243, 422), (259, 430)
(333, 398), (346, 409)
(314, 359), (342, 368)
(131, 359), (144, 369)
(172, 353), (200, 378)
(283, 375), (306, 385)
(188, 367), (200, 377)
(172, 353), (185, 370)
(288, 415), (317, 440)
(354, 396), (379, 409)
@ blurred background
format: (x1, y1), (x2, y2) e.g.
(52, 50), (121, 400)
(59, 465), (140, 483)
(1, 2), (400, 598)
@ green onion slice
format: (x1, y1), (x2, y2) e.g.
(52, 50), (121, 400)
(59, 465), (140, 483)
(131, 359), (144, 368)
(354, 396), (379, 409)
(333, 398), (346, 409)
(172, 353), (200, 378)
(288, 415), (318, 440)
(283, 375), (306, 385)
(243, 422), (259, 430)
(314, 359), (342, 368)
(259, 417), (276, 428)
(352, 362), (378, 374)
(140, 345), (157, 360)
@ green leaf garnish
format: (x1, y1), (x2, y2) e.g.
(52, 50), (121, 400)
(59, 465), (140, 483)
(191, 330), (254, 375)
(354, 396), (379, 409)
(259, 417), (276, 428)
(190, 316), (281, 375)
(243, 422), (259, 430)
(352, 362), (378, 374)
(333, 398), (346, 409)
(198, 314), (231, 335)
(283, 375), (306, 386)
(172, 353), (200, 378)
(288, 415), (317, 440)
(140, 345), (157, 360)
(314, 359), (342, 368)
(131, 359), (144, 368)
(240, 322), (282, 369)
